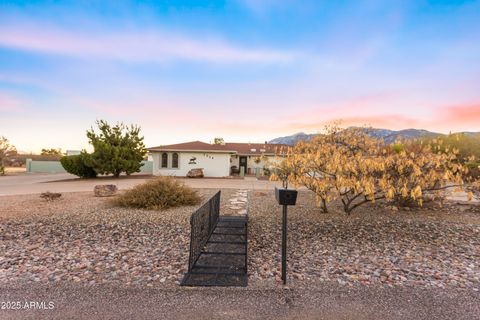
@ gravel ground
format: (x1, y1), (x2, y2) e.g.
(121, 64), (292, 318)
(0, 189), (235, 287)
(248, 190), (480, 290)
(1, 188), (479, 290)
(1, 188), (480, 319)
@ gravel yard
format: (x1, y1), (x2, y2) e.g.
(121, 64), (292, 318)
(0, 189), (235, 287)
(249, 191), (480, 290)
(1, 188), (479, 291)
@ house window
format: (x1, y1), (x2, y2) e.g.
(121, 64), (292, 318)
(172, 153), (179, 168)
(161, 153), (168, 168)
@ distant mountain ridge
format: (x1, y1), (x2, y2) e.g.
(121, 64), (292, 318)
(269, 128), (479, 146)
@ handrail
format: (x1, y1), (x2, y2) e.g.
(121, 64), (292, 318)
(187, 191), (221, 271)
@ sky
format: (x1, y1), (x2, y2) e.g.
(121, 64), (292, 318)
(1, 0), (479, 153)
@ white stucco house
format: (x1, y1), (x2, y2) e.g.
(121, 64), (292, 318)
(147, 141), (288, 177)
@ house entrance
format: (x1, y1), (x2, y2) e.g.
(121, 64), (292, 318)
(239, 156), (247, 175)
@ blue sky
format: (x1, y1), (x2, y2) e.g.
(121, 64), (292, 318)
(1, 0), (479, 152)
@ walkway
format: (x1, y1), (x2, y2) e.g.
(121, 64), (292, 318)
(181, 215), (248, 287)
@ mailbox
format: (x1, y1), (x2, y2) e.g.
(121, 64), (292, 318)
(275, 187), (298, 206)
(275, 186), (298, 285)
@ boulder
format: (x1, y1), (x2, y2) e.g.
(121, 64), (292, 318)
(187, 168), (204, 178)
(94, 184), (118, 197)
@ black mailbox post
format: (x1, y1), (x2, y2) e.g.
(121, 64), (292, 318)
(275, 186), (297, 284)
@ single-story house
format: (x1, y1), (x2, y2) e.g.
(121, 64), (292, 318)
(147, 141), (288, 177)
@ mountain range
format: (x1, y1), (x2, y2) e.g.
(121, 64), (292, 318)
(269, 128), (480, 146)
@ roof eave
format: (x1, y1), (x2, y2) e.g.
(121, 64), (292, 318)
(148, 148), (237, 154)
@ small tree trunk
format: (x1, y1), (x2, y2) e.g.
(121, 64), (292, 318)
(321, 198), (328, 213)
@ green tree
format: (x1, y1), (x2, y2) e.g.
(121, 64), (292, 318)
(41, 148), (63, 156)
(214, 137), (225, 145)
(0, 136), (17, 175)
(86, 120), (147, 177)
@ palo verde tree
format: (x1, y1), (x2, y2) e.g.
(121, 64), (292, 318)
(271, 126), (472, 214)
(0, 136), (17, 175)
(86, 120), (147, 177)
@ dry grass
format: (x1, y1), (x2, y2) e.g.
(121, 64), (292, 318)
(111, 176), (201, 210)
(40, 191), (62, 201)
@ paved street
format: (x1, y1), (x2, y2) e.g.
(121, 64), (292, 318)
(0, 173), (281, 196)
(1, 283), (479, 320)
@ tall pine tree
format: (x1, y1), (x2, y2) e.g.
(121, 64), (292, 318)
(86, 120), (147, 177)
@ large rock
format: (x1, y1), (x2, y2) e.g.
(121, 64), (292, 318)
(187, 168), (204, 178)
(94, 184), (118, 197)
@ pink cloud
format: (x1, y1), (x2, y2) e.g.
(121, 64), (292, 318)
(274, 92), (402, 124)
(281, 114), (421, 133)
(0, 92), (22, 111)
(440, 103), (480, 125)
(0, 23), (294, 64)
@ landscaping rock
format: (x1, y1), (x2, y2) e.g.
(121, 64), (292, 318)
(40, 192), (62, 201)
(186, 168), (204, 178)
(94, 184), (118, 197)
(1, 189), (479, 291)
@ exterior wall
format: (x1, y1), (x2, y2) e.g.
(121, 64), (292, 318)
(228, 154), (280, 176)
(151, 152), (231, 177)
(26, 159), (153, 174)
(139, 161), (153, 173)
(230, 155), (240, 169)
(26, 159), (66, 173)
(245, 155), (278, 175)
(66, 150), (81, 156)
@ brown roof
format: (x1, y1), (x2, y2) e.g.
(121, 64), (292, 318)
(148, 141), (288, 155)
(224, 143), (288, 155)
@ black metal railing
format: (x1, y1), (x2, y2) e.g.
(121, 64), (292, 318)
(187, 191), (221, 271)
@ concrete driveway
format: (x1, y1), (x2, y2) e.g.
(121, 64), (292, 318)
(0, 173), (281, 196)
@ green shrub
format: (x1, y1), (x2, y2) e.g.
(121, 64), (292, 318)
(112, 176), (201, 210)
(60, 153), (97, 178)
(466, 161), (480, 179)
(391, 142), (404, 153)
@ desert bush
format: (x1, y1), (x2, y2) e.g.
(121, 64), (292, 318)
(465, 161), (480, 179)
(60, 152), (97, 178)
(40, 191), (62, 201)
(41, 148), (63, 156)
(434, 133), (480, 160)
(0, 136), (17, 175)
(112, 176), (201, 210)
(381, 139), (467, 208)
(271, 126), (471, 214)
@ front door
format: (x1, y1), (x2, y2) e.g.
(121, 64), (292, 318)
(239, 156), (247, 175)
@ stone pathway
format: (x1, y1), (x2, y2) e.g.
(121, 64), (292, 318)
(227, 189), (248, 216)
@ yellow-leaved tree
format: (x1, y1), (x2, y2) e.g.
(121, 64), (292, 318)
(270, 126), (471, 214)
